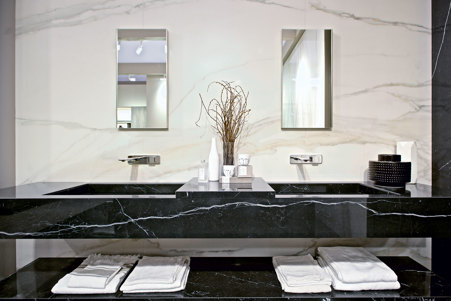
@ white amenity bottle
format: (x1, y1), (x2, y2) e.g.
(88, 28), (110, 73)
(208, 137), (219, 181)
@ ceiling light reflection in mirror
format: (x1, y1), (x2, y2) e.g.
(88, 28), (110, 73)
(116, 29), (168, 130)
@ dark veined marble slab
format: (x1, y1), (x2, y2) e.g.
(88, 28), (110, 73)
(0, 256), (450, 300)
(0, 180), (450, 238)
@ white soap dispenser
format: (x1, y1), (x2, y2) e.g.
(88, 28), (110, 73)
(208, 137), (219, 181)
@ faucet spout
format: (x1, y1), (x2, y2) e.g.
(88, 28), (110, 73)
(290, 154), (322, 164)
(118, 155), (160, 165)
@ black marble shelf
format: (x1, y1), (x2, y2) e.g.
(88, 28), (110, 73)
(0, 256), (449, 300)
(1, 180), (451, 238)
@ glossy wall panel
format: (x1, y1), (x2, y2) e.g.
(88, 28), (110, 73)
(15, 0), (431, 184)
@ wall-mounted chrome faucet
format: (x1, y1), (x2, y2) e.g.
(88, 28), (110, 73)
(290, 154), (323, 164)
(118, 155), (160, 165)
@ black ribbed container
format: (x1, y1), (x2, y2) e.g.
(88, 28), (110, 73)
(369, 154), (411, 188)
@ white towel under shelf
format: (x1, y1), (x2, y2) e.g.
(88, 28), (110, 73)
(120, 256), (190, 293)
(67, 264), (122, 289)
(51, 254), (139, 294)
(317, 247), (398, 284)
(273, 255), (332, 294)
(318, 257), (400, 291)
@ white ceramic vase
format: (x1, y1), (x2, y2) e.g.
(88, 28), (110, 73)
(208, 137), (219, 181)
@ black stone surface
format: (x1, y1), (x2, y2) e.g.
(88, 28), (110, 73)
(47, 183), (183, 196)
(0, 256), (450, 300)
(269, 182), (398, 195)
(176, 177), (275, 199)
(432, 0), (451, 281)
(433, 0), (451, 195)
(1, 181), (451, 238)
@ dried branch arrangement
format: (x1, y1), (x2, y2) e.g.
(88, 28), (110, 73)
(196, 80), (251, 144)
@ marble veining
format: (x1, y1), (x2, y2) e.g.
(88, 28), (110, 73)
(310, 1), (430, 34)
(116, 199), (152, 237)
(432, 0), (451, 78)
(16, 0), (190, 36)
(439, 160), (451, 171)
(243, 0), (304, 11)
(335, 81), (430, 99)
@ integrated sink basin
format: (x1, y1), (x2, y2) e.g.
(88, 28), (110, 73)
(270, 183), (399, 196)
(46, 183), (183, 195)
(44, 181), (400, 198)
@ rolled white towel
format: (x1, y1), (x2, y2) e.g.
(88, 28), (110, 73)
(273, 255), (331, 294)
(120, 256), (190, 293)
(318, 257), (400, 291)
(317, 247), (398, 284)
(51, 254), (139, 294)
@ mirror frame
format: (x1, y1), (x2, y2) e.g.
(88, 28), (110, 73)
(115, 29), (169, 131)
(281, 29), (332, 130)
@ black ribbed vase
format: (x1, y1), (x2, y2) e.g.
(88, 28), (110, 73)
(369, 154), (411, 187)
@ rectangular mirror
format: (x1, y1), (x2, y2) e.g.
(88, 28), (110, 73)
(116, 29), (168, 130)
(281, 29), (332, 129)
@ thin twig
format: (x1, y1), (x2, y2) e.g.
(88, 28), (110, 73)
(196, 81), (251, 143)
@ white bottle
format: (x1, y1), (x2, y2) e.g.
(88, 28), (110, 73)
(198, 160), (208, 183)
(208, 137), (219, 181)
(396, 141), (417, 183)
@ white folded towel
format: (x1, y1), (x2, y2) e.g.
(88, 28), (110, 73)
(273, 255), (324, 285)
(68, 265), (121, 289)
(317, 247), (398, 284)
(318, 257), (400, 291)
(120, 256), (190, 293)
(122, 267), (190, 293)
(51, 254), (139, 294)
(273, 255), (332, 294)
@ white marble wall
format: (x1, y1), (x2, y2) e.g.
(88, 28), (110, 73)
(14, 0), (432, 268)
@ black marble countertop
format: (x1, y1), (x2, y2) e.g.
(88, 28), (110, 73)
(0, 256), (450, 300)
(1, 179), (451, 239)
(0, 180), (435, 199)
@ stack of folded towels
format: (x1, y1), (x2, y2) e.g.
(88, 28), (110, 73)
(120, 256), (190, 293)
(273, 254), (332, 293)
(317, 247), (400, 291)
(51, 254), (139, 294)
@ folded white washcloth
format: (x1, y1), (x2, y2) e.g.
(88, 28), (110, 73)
(120, 256), (190, 293)
(68, 265), (122, 289)
(317, 247), (398, 284)
(121, 267), (190, 293)
(273, 255), (324, 285)
(318, 257), (400, 291)
(51, 254), (139, 294)
(273, 255), (332, 294)
(274, 268), (331, 293)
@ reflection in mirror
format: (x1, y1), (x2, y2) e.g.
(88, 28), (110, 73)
(282, 29), (332, 129)
(116, 29), (168, 129)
